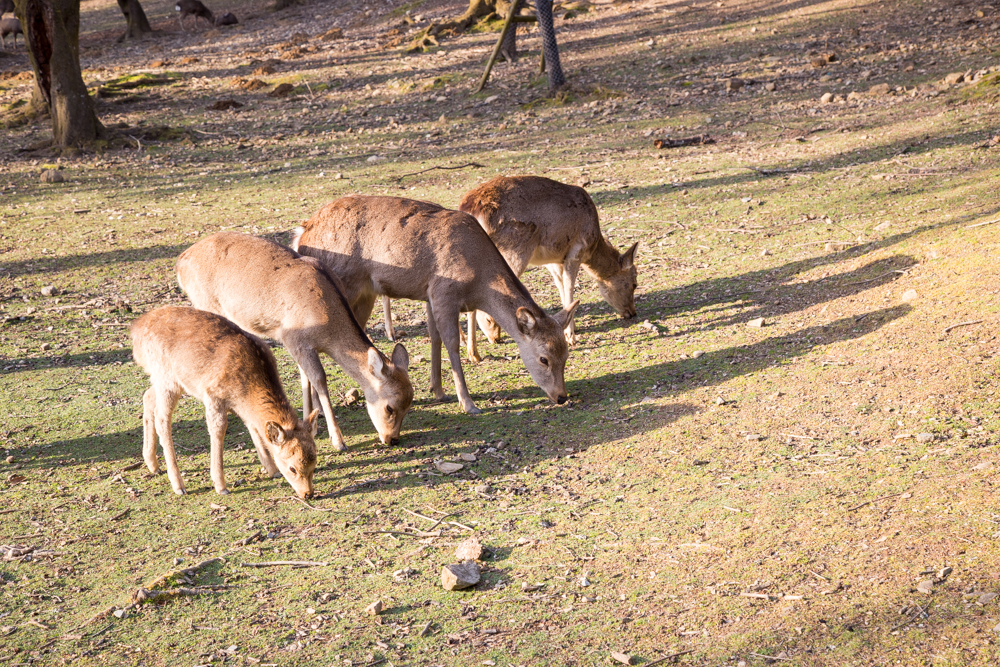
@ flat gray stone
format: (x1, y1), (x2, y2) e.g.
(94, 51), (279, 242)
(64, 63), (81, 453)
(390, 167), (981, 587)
(441, 561), (480, 591)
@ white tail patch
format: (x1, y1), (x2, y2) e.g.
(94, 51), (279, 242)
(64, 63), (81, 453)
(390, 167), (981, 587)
(290, 226), (305, 251)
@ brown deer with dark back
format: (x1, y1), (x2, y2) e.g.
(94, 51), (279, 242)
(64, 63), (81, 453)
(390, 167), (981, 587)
(293, 195), (578, 414)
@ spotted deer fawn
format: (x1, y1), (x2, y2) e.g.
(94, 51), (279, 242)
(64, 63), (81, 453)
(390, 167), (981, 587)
(293, 195), (578, 414)
(131, 306), (319, 499)
(176, 232), (413, 450)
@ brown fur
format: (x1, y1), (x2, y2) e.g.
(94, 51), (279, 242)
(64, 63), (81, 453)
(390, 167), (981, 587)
(459, 175), (638, 347)
(175, 0), (214, 30)
(176, 232), (413, 450)
(293, 195), (578, 414)
(131, 306), (319, 498)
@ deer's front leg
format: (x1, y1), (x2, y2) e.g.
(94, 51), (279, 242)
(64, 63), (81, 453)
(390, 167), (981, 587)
(204, 399), (230, 495)
(426, 301), (446, 402)
(431, 300), (480, 415)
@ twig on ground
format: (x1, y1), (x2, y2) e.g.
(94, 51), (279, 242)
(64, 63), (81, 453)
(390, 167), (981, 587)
(110, 509), (131, 522)
(847, 490), (910, 512)
(396, 162), (484, 180)
(942, 320), (983, 335)
(240, 561), (328, 568)
(750, 652), (792, 662)
(288, 495), (348, 513)
(841, 270), (908, 286)
(447, 521), (476, 532)
(644, 650), (695, 666)
(967, 217), (1000, 229)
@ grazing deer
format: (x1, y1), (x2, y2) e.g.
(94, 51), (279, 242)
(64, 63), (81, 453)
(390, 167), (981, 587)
(175, 0), (214, 30)
(131, 306), (319, 499)
(460, 175), (638, 350)
(214, 11), (238, 26)
(293, 196), (578, 414)
(0, 17), (21, 49)
(176, 232), (413, 451)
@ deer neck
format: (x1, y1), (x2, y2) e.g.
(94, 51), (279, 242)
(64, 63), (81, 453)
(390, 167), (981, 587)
(241, 384), (298, 432)
(319, 327), (381, 393)
(480, 274), (544, 345)
(581, 236), (621, 280)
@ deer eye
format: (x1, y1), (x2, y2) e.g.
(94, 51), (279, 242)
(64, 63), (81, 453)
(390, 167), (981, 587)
(289, 466), (297, 475)
(386, 406), (394, 416)
(540, 357), (549, 367)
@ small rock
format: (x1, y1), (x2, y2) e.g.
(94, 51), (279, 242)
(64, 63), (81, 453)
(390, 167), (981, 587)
(438, 113), (447, 123)
(901, 289), (918, 303)
(484, 95), (499, 104)
(916, 433), (934, 443)
(459, 452), (477, 462)
(868, 83), (891, 96)
(393, 567), (416, 581)
(365, 599), (383, 616)
(40, 170), (65, 183)
(473, 483), (492, 495)
(412, 354), (425, 364)
(268, 82), (295, 98)
(943, 72), (965, 85)
(725, 78), (744, 92)
(367, 155), (388, 163)
(441, 561), (481, 591)
(578, 574), (590, 587)
(40, 343), (51, 352)
(825, 241), (853, 251)
(113, 608), (128, 619)
(714, 397), (727, 406)
(938, 566), (953, 581)
(40, 285), (56, 297)
(745, 433), (763, 442)
(691, 350), (705, 359)
(747, 317), (765, 328)
(917, 579), (934, 594)
(977, 592), (997, 605)
(4, 456), (14, 464)
(344, 388), (361, 405)
(172, 557), (183, 566)
(610, 652), (633, 665)
(820, 92), (834, 103)
(993, 621), (1000, 634)
(764, 81), (776, 92)
(810, 57), (827, 68)
(455, 537), (484, 561)
(874, 221), (891, 231)
(434, 460), (464, 474)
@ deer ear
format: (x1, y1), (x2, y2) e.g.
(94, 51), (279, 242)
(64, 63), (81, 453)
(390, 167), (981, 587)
(307, 409), (320, 435)
(553, 300), (581, 330)
(516, 307), (537, 336)
(620, 242), (639, 270)
(265, 421), (286, 446)
(391, 343), (409, 372)
(368, 347), (386, 378)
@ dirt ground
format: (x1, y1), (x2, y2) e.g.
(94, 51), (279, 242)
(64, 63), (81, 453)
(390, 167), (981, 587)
(2, 0), (1000, 665)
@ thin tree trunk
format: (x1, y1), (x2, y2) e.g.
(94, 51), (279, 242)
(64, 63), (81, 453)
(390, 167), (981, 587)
(16, 0), (105, 149)
(116, 0), (152, 41)
(535, 0), (565, 90)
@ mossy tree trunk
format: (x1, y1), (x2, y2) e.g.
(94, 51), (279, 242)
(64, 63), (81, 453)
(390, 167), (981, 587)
(116, 0), (152, 41)
(15, 0), (105, 148)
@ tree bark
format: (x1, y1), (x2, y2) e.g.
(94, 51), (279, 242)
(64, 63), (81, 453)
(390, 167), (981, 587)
(116, 0), (152, 41)
(15, 0), (105, 148)
(535, 0), (566, 90)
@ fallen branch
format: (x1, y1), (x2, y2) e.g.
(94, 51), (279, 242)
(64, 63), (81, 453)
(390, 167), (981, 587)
(942, 320), (983, 335)
(654, 135), (714, 149)
(396, 162), (484, 180)
(750, 652), (792, 662)
(145, 556), (225, 590)
(240, 560), (328, 568)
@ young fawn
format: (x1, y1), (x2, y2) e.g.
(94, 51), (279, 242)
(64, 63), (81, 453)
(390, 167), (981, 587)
(293, 195), (578, 414)
(176, 232), (413, 450)
(131, 306), (319, 499)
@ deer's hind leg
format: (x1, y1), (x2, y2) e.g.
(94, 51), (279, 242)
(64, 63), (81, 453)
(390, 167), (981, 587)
(204, 398), (230, 495)
(142, 387), (160, 474)
(151, 385), (185, 495)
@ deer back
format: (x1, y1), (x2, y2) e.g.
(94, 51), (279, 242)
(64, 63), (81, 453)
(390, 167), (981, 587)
(294, 195), (522, 309)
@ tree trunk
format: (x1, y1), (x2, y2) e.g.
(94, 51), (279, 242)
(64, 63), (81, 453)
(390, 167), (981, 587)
(535, 0), (565, 90)
(16, 0), (105, 148)
(116, 0), (152, 41)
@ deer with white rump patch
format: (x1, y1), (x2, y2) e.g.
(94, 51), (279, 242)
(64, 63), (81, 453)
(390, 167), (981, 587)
(131, 306), (318, 499)
(293, 195), (578, 414)
(176, 232), (413, 450)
